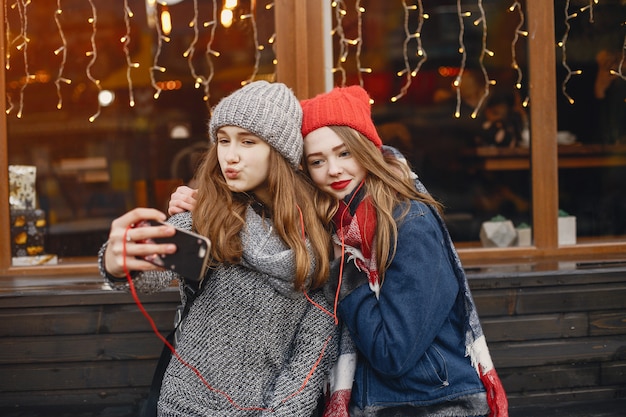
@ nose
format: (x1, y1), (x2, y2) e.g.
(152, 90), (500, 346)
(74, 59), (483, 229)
(224, 143), (239, 163)
(327, 157), (343, 176)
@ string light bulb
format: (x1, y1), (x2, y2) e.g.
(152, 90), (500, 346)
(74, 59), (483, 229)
(473, 0), (491, 118)
(393, 1), (428, 102)
(53, 1), (70, 110)
(454, 0), (469, 118)
(560, 0), (584, 105)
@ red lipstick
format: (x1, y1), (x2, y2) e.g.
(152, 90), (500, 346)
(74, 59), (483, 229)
(331, 180), (351, 190)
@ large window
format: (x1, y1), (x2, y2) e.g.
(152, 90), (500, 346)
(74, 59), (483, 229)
(2, 0), (626, 276)
(3, 0), (276, 266)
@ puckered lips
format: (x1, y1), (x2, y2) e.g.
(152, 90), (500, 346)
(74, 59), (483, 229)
(224, 168), (239, 179)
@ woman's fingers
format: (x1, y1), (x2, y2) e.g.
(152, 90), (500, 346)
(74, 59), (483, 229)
(104, 208), (176, 277)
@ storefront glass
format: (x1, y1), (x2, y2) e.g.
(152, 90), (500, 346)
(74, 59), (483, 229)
(332, 0), (625, 247)
(3, 0), (625, 267)
(6, 0), (276, 261)
(333, 0), (533, 246)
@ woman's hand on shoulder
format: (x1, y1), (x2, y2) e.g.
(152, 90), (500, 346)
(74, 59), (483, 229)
(104, 208), (177, 277)
(168, 185), (198, 215)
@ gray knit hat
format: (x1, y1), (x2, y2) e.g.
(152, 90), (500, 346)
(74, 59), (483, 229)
(209, 81), (303, 168)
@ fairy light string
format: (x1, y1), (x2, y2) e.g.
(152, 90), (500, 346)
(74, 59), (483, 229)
(266, 2), (278, 70)
(149, 0), (167, 100)
(183, 0), (204, 97)
(472, 0), (492, 119)
(454, 0), (469, 118)
(122, 0), (138, 107)
(53, 1), (70, 110)
(241, 6), (261, 86)
(85, 0), (102, 122)
(579, 0), (598, 23)
(331, 1), (349, 86)
(559, 0), (582, 105)
(353, 0), (369, 88)
(14, 0), (32, 119)
(4, 0), (15, 72)
(4, 1), (621, 118)
(613, 35), (626, 81)
(330, 0), (368, 88)
(392, 0), (428, 103)
(4, 0), (15, 115)
(191, 0), (220, 105)
(509, 1), (528, 108)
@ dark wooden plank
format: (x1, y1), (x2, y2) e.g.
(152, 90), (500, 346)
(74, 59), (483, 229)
(489, 335), (626, 368)
(481, 313), (588, 342)
(601, 361), (626, 386)
(0, 333), (164, 364)
(498, 363), (599, 393)
(515, 283), (626, 315)
(0, 360), (156, 392)
(0, 387), (147, 409)
(506, 386), (626, 408)
(510, 398), (626, 417)
(467, 266), (626, 290)
(472, 288), (518, 317)
(0, 304), (176, 337)
(0, 287), (180, 309)
(590, 311), (626, 336)
(102, 303), (177, 334)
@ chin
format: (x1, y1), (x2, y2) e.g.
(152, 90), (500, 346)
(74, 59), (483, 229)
(326, 189), (347, 200)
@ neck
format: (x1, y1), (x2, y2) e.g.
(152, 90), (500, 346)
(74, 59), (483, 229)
(253, 188), (273, 209)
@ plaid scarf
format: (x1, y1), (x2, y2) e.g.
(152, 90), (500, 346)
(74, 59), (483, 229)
(323, 175), (508, 417)
(332, 184), (380, 295)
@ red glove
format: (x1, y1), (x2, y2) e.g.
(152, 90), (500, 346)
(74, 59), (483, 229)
(323, 389), (351, 417)
(480, 366), (509, 417)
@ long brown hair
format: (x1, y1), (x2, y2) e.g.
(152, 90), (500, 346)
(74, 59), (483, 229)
(191, 144), (331, 291)
(306, 125), (442, 283)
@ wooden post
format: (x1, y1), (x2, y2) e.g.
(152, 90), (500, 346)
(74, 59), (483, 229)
(274, 0), (328, 99)
(0, 2), (9, 273)
(526, 0), (558, 249)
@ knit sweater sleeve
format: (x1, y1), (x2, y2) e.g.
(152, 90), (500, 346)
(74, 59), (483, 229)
(98, 212), (193, 294)
(262, 290), (338, 417)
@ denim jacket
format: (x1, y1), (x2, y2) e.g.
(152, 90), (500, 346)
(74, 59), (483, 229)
(336, 200), (488, 416)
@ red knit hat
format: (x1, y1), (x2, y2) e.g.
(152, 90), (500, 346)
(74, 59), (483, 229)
(301, 85), (383, 149)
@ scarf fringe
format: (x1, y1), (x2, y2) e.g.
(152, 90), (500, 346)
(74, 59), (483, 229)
(467, 334), (494, 376)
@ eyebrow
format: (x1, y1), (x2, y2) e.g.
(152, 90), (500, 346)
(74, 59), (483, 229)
(216, 128), (261, 140)
(306, 143), (346, 158)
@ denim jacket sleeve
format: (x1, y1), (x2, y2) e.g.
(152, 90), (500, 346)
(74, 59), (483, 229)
(337, 200), (460, 378)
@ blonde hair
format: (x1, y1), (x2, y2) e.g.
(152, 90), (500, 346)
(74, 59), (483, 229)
(307, 125), (442, 283)
(191, 144), (331, 291)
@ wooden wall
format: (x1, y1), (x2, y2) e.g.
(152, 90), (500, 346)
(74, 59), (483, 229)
(0, 266), (625, 413)
(470, 265), (626, 406)
(0, 279), (179, 412)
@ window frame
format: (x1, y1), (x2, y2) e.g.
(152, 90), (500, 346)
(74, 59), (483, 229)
(2, 0), (626, 277)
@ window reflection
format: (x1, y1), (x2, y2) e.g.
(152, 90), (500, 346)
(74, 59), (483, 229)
(4, 0), (626, 264)
(554, 0), (626, 240)
(332, 0), (625, 245)
(6, 0), (275, 259)
(332, 0), (532, 244)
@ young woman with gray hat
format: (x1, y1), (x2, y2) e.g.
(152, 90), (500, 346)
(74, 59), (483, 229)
(300, 85), (508, 417)
(98, 81), (337, 417)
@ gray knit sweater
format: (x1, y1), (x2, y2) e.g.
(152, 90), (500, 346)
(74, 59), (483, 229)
(99, 208), (337, 417)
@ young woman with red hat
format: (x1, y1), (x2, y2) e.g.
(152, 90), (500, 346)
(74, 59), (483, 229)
(299, 85), (508, 417)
